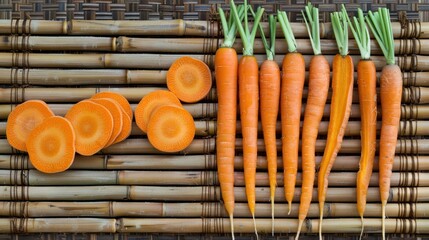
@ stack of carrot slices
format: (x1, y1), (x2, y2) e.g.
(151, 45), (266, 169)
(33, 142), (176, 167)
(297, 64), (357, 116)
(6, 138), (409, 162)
(135, 89), (196, 153)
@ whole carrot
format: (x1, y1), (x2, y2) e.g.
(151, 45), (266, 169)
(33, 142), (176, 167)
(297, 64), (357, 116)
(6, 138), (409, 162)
(278, 10), (306, 215)
(257, 14), (280, 235)
(318, 10), (354, 240)
(366, 8), (402, 240)
(215, 5), (244, 240)
(231, 1), (264, 237)
(295, 3), (330, 239)
(344, 6), (377, 239)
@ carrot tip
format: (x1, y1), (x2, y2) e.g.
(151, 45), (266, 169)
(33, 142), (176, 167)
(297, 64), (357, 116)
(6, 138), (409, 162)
(319, 210), (323, 240)
(295, 219), (304, 240)
(229, 214), (235, 240)
(252, 214), (259, 240)
(271, 199), (275, 236)
(287, 201), (292, 215)
(359, 216), (364, 240)
(382, 201), (387, 240)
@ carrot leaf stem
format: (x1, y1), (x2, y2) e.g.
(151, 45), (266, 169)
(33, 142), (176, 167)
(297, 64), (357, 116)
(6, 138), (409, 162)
(331, 10), (349, 56)
(278, 11), (297, 52)
(343, 6), (370, 59)
(302, 2), (321, 55)
(231, 0), (264, 56)
(365, 8), (395, 65)
(255, 13), (276, 60)
(219, 5), (245, 48)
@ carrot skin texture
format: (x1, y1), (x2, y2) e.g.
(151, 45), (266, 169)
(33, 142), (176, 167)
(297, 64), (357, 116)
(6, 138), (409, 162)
(379, 64), (402, 203)
(318, 54), (354, 210)
(281, 52), (306, 211)
(260, 59), (281, 203)
(239, 55), (259, 216)
(299, 55), (330, 221)
(215, 47), (238, 218)
(356, 59), (377, 217)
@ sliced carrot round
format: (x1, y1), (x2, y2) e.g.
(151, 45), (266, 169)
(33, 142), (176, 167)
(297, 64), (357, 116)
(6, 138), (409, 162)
(147, 105), (195, 152)
(111, 107), (132, 145)
(65, 100), (113, 156)
(167, 56), (212, 103)
(6, 100), (54, 151)
(89, 98), (123, 147)
(91, 91), (133, 120)
(27, 116), (75, 173)
(134, 90), (182, 133)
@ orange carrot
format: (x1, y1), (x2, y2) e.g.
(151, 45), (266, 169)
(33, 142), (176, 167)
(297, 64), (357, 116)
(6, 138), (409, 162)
(134, 90), (182, 133)
(6, 100), (55, 152)
(65, 100), (113, 156)
(366, 8), (402, 240)
(111, 106), (132, 145)
(146, 105), (195, 153)
(344, 6), (377, 238)
(26, 116), (75, 173)
(296, 3), (330, 239)
(91, 91), (133, 120)
(278, 10), (306, 214)
(167, 56), (212, 103)
(318, 11), (354, 239)
(90, 98), (124, 148)
(231, 1), (264, 237)
(215, 4), (245, 239)
(257, 14), (280, 235)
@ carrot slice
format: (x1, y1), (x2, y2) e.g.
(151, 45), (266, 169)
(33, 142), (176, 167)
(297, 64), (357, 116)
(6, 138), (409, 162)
(111, 106), (132, 145)
(147, 105), (195, 152)
(6, 100), (54, 151)
(91, 91), (133, 120)
(65, 100), (113, 156)
(134, 90), (182, 133)
(166, 56), (212, 103)
(26, 116), (75, 173)
(89, 98), (123, 147)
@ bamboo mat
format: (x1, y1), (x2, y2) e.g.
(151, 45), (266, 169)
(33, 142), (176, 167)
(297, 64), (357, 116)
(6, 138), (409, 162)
(0, 1), (427, 240)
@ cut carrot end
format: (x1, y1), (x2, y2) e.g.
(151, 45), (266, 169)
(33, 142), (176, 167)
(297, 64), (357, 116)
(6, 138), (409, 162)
(167, 56), (212, 103)
(135, 90), (182, 133)
(295, 219), (304, 240)
(147, 105), (195, 152)
(89, 98), (123, 147)
(111, 107), (132, 145)
(6, 100), (54, 152)
(65, 100), (113, 156)
(27, 116), (75, 173)
(91, 91), (133, 120)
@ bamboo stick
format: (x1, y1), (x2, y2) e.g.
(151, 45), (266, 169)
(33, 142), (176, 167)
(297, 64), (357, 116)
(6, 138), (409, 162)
(0, 170), (426, 187)
(0, 185), (426, 202)
(0, 53), (425, 71)
(1, 154), (427, 172)
(1, 201), (427, 219)
(117, 218), (429, 234)
(0, 20), (423, 39)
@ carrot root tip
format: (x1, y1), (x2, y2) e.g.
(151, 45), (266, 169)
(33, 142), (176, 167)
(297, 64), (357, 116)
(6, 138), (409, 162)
(271, 199), (275, 236)
(319, 211), (323, 240)
(252, 214), (259, 240)
(359, 216), (364, 240)
(295, 219), (304, 240)
(287, 201), (292, 215)
(382, 201), (387, 240)
(229, 214), (235, 240)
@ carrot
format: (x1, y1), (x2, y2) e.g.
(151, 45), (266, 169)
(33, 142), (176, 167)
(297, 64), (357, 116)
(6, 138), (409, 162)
(90, 98), (124, 148)
(134, 90), (182, 133)
(146, 105), (195, 153)
(366, 8), (402, 240)
(91, 91), (133, 120)
(215, 4), (245, 240)
(295, 3), (330, 239)
(65, 100), (113, 156)
(110, 106), (132, 145)
(256, 14), (280, 235)
(231, 1), (264, 237)
(167, 56), (212, 103)
(278, 10), (306, 215)
(6, 100), (55, 152)
(26, 116), (75, 173)
(344, 6), (377, 239)
(318, 10), (354, 240)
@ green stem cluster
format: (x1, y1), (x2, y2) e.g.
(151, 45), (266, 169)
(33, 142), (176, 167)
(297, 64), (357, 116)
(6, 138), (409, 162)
(218, 4), (245, 48)
(278, 11), (297, 53)
(302, 3), (321, 55)
(331, 9), (349, 56)
(342, 5), (371, 60)
(257, 15), (277, 60)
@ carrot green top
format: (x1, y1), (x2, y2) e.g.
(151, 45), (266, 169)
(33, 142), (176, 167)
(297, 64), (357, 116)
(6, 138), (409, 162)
(331, 9), (349, 57)
(230, 0), (264, 56)
(365, 8), (395, 65)
(302, 3), (321, 55)
(218, 4), (244, 48)
(278, 10), (298, 53)
(256, 14), (277, 61)
(342, 6), (370, 60)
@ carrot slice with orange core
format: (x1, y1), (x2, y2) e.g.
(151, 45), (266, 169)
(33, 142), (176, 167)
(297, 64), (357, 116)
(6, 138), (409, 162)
(26, 116), (75, 173)
(111, 107), (132, 145)
(135, 90), (182, 133)
(65, 100), (113, 156)
(89, 98), (123, 147)
(167, 56), (212, 103)
(6, 100), (54, 151)
(147, 105), (195, 152)
(91, 91), (133, 120)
